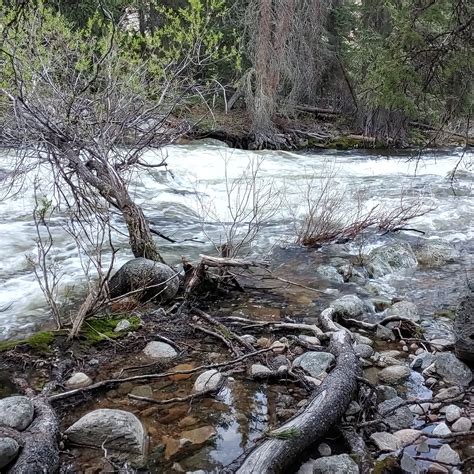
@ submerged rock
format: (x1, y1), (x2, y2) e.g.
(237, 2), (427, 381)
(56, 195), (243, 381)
(65, 409), (146, 454)
(193, 369), (223, 392)
(385, 301), (419, 323)
(143, 341), (178, 360)
(0, 396), (34, 431)
(434, 352), (472, 386)
(414, 240), (460, 267)
(317, 265), (344, 283)
(298, 454), (359, 474)
(109, 258), (179, 302)
(293, 351), (335, 378)
(454, 292), (474, 363)
(0, 437), (20, 469)
(366, 241), (417, 278)
(378, 365), (411, 385)
(330, 295), (365, 318)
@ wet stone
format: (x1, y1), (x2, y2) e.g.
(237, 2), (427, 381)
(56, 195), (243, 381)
(0, 437), (20, 470)
(451, 417), (471, 432)
(435, 444), (460, 466)
(293, 352), (335, 378)
(378, 397), (414, 430)
(376, 385), (398, 402)
(370, 432), (401, 451)
(298, 454), (360, 474)
(65, 372), (92, 389)
(432, 422), (451, 436)
(434, 352), (472, 386)
(354, 343), (374, 359)
(434, 386), (463, 400)
(130, 385), (153, 398)
(330, 295), (365, 318)
(0, 396), (34, 431)
(193, 369), (223, 392)
(317, 442), (332, 457)
(250, 364), (272, 378)
(378, 365), (411, 385)
(444, 404), (461, 422)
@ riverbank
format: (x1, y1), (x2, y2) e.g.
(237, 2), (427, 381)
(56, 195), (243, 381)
(0, 232), (473, 472)
(181, 107), (473, 151)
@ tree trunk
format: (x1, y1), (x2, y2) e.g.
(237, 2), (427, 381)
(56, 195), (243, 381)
(120, 197), (166, 263)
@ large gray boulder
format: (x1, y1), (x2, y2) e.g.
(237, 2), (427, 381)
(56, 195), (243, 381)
(385, 301), (419, 323)
(434, 352), (472, 386)
(109, 258), (179, 302)
(0, 396), (34, 431)
(454, 292), (474, 363)
(0, 437), (20, 469)
(413, 240), (460, 267)
(293, 352), (335, 378)
(65, 409), (146, 454)
(330, 295), (365, 318)
(298, 454), (359, 474)
(366, 241), (417, 278)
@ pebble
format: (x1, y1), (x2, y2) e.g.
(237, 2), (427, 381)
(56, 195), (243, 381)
(409, 343), (419, 351)
(143, 341), (177, 360)
(402, 345), (409, 352)
(444, 405), (461, 422)
(425, 377), (437, 386)
(114, 319), (131, 332)
(415, 348), (425, 355)
(451, 417), (472, 432)
(378, 365), (411, 385)
(250, 364), (273, 378)
(257, 337), (271, 348)
(317, 442), (332, 457)
(432, 422), (451, 436)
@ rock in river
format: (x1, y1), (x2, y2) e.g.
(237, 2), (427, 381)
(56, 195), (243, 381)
(378, 397), (414, 430)
(385, 301), (419, 323)
(0, 396), (34, 431)
(0, 437), (20, 470)
(109, 257), (179, 302)
(370, 432), (401, 451)
(434, 352), (472, 386)
(414, 240), (459, 267)
(65, 409), (146, 454)
(193, 369), (224, 392)
(293, 352), (335, 378)
(366, 241), (417, 277)
(378, 365), (411, 385)
(330, 295), (365, 318)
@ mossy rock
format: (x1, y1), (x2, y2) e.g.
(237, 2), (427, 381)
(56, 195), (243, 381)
(81, 315), (141, 345)
(433, 308), (456, 320)
(0, 331), (56, 353)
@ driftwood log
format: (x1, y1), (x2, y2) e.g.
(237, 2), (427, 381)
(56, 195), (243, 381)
(226, 308), (359, 473)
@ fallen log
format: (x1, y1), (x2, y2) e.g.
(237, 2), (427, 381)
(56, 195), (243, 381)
(226, 312), (359, 473)
(0, 381), (59, 474)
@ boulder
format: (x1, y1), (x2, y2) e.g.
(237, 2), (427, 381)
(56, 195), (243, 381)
(444, 405), (461, 423)
(193, 370), (223, 392)
(65, 372), (92, 389)
(330, 295), (365, 318)
(0, 396), (34, 431)
(0, 437), (20, 469)
(378, 365), (411, 385)
(393, 429), (423, 445)
(317, 265), (344, 284)
(434, 353), (472, 386)
(435, 444), (460, 466)
(454, 293), (474, 362)
(385, 301), (419, 323)
(64, 409), (146, 454)
(414, 240), (460, 267)
(410, 352), (435, 371)
(451, 417), (472, 432)
(299, 454), (359, 474)
(366, 241), (417, 278)
(109, 258), (179, 302)
(143, 341), (178, 360)
(370, 432), (401, 451)
(378, 397), (414, 430)
(293, 352), (335, 378)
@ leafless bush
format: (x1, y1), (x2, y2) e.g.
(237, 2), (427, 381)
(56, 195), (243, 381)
(293, 163), (434, 247)
(196, 154), (281, 259)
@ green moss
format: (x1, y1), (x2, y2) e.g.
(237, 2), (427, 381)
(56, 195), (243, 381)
(0, 331), (56, 353)
(82, 315), (141, 344)
(433, 309), (456, 320)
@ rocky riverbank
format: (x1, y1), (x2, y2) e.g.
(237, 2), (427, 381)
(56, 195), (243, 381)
(0, 234), (472, 472)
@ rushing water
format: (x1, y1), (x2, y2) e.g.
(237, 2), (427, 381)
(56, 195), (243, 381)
(0, 143), (472, 340)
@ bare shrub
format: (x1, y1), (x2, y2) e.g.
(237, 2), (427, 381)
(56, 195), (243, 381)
(196, 154), (281, 259)
(293, 163), (434, 247)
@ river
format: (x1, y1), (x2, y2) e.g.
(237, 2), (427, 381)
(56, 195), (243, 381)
(0, 143), (472, 341)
